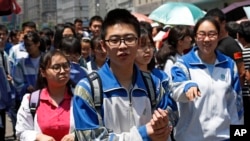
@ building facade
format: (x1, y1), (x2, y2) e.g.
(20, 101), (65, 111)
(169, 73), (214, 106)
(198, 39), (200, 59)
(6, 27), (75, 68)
(23, 0), (41, 26)
(19, 0), (57, 29)
(88, 0), (106, 19)
(40, 0), (57, 28)
(57, 0), (88, 24)
(105, 0), (133, 12)
(1, 0), (247, 30)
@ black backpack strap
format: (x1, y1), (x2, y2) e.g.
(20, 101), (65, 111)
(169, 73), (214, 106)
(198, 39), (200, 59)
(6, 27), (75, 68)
(141, 71), (156, 108)
(29, 90), (41, 119)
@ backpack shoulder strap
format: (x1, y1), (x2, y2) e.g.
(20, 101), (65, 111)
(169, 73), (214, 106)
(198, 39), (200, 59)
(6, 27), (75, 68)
(87, 71), (103, 109)
(167, 55), (176, 64)
(86, 62), (92, 72)
(141, 71), (156, 108)
(29, 90), (41, 119)
(86, 71), (103, 125)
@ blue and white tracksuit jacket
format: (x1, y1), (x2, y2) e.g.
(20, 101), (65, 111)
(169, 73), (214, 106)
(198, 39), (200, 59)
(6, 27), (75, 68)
(0, 51), (12, 110)
(70, 62), (88, 85)
(13, 55), (40, 101)
(8, 42), (28, 75)
(86, 58), (99, 73)
(151, 68), (178, 126)
(171, 47), (244, 141)
(73, 61), (170, 141)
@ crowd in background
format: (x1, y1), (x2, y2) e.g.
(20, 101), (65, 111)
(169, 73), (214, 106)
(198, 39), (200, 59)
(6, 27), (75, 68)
(0, 7), (249, 141)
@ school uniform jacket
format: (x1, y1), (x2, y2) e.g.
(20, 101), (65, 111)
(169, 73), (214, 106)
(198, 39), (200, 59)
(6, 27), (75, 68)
(73, 61), (170, 141)
(171, 47), (244, 141)
(8, 42), (28, 71)
(152, 68), (178, 126)
(0, 50), (12, 109)
(13, 55), (41, 101)
(70, 62), (88, 84)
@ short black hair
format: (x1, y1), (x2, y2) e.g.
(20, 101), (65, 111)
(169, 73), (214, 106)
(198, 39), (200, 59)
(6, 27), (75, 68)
(24, 31), (46, 52)
(22, 21), (36, 31)
(193, 16), (220, 37)
(40, 27), (54, 38)
(238, 21), (250, 43)
(53, 24), (76, 49)
(140, 21), (153, 35)
(101, 8), (140, 40)
(204, 8), (226, 22)
(74, 18), (83, 24)
(0, 24), (8, 34)
(23, 31), (40, 44)
(90, 36), (101, 50)
(89, 15), (103, 27)
(225, 21), (240, 39)
(59, 37), (81, 55)
(65, 22), (74, 27)
(9, 29), (20, 38)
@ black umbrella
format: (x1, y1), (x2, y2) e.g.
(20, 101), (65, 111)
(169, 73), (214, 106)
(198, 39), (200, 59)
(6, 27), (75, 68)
(222, 0), (250, 22)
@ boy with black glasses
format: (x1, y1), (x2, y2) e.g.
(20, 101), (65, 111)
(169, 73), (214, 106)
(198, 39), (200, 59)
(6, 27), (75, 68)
(73, 9), (172, 141)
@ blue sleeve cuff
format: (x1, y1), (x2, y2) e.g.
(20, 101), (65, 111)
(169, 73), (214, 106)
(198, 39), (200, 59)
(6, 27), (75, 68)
(184, 82), (198, 93)
(138, 125), (151, 141)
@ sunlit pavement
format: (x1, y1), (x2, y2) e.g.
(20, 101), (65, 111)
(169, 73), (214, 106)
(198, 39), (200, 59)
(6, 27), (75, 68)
(5, 114), (16, 141)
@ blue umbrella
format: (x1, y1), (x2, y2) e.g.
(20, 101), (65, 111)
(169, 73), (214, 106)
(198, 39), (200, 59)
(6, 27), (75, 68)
(149, 2), (205, 26)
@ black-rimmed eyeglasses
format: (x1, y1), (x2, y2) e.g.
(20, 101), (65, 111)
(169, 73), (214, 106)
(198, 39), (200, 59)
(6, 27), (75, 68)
(49, 62), (70, 73)
(104, 36), (138, 47)
(196, 31), (218, 39)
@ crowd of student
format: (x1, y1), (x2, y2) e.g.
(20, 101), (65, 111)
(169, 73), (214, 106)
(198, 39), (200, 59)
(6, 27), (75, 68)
(0, 7), (249, 141)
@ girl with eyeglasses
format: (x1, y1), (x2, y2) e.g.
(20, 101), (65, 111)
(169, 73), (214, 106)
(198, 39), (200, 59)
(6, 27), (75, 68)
(135, 26), (178, 141)
(16, 50), (75, 141)
(171, 16), (243, 141)
(86, 36), (107, 73)
(54, 24), (76, 49)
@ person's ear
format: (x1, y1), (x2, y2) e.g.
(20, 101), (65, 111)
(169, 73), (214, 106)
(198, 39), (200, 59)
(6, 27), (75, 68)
(37, 42), (40, 48)
(178, 39), (183, 46)
(100, 40), (107, 52)
(40, 68), (46, 77)
(222, 20), (226, 25)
